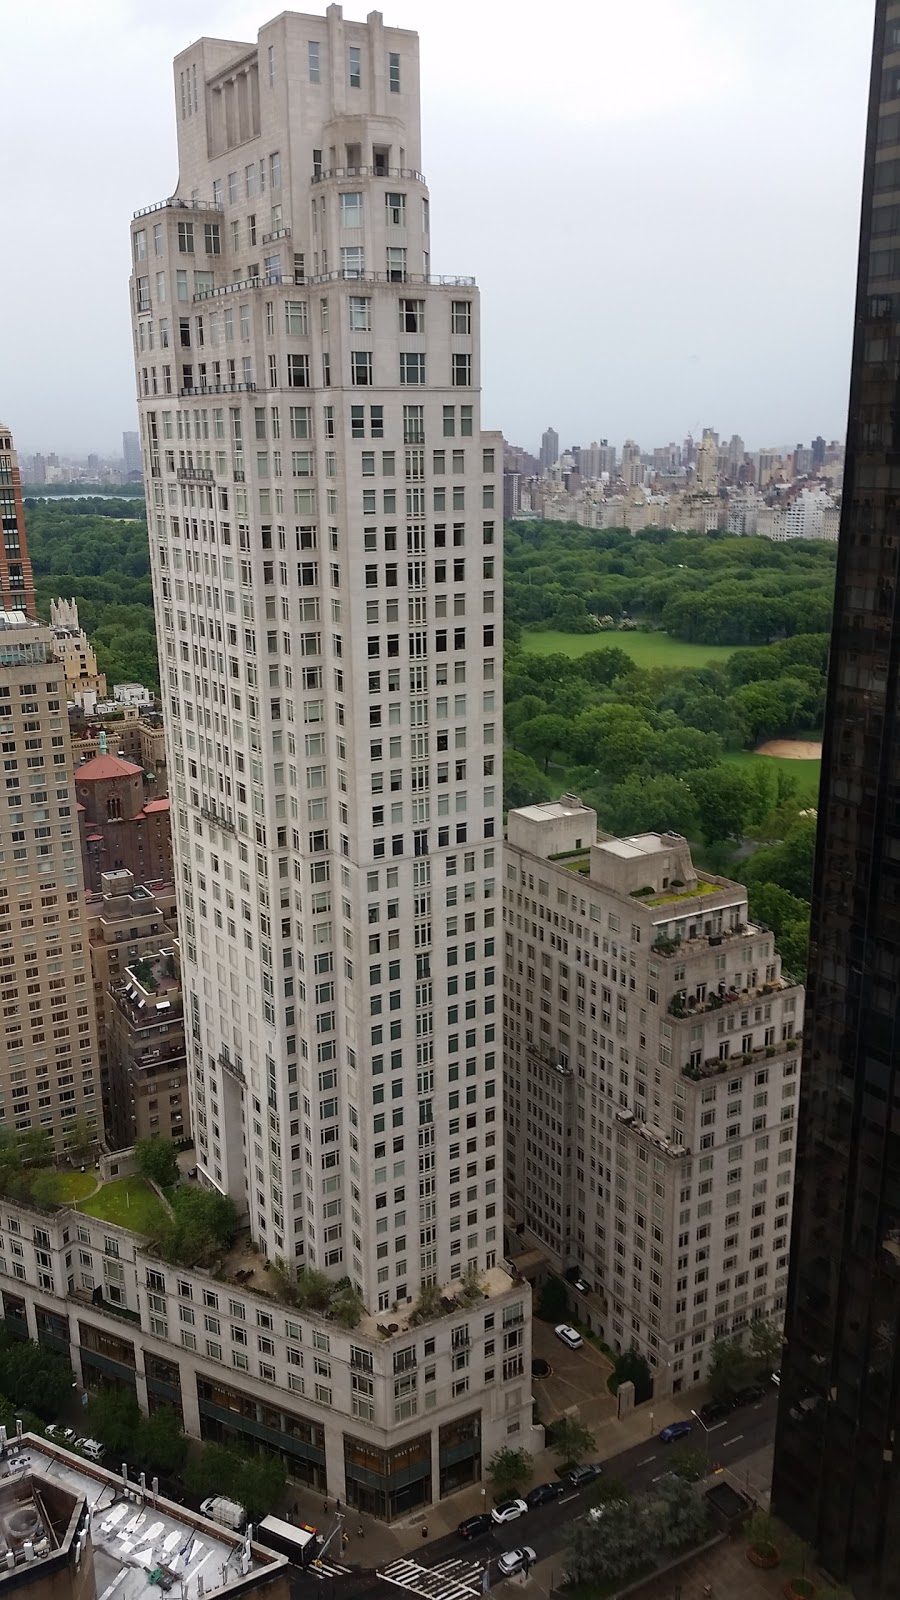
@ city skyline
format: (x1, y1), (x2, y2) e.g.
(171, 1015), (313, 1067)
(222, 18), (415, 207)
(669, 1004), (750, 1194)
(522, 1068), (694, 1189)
(1, 0), (873, 455)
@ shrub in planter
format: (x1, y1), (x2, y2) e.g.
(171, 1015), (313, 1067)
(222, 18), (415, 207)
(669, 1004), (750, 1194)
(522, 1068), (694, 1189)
(785, 1581), (816, 1600)
(747, 1542), (780, 1569)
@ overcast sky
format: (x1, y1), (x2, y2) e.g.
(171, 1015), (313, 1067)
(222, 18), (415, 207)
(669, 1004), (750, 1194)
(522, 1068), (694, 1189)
(1, 0), (874, 458)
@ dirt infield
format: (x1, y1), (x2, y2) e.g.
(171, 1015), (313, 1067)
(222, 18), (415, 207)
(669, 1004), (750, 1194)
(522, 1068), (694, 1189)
(755, 739), (823, 760)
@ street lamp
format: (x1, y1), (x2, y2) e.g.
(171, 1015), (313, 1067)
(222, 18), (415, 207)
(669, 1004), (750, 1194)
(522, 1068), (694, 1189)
(690, 1409), (713, 1473)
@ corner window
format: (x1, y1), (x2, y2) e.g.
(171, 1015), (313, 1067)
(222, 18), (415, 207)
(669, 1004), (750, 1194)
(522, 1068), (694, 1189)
(389, 52), (400, 93)
(309, 41), (320, 82)
(349, 46), (361, 88)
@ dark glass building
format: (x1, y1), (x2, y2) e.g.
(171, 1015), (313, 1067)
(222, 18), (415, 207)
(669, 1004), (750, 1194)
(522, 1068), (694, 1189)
(772, 4), (900, 1594)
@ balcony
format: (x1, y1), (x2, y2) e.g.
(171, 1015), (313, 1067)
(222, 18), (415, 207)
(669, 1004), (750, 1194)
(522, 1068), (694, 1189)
(192, 273), (282, 301)
(200, 804), (235, 835)
(218, 1050), (245, 1085)
(262, 227), (292, 244)
(311, 164), (426, 185)
(308, 269), (475, 289)
(682, 1033), (803, 1080)
(176, 467), (214, 483)
(179, 382), (256, 397)
(133, 196), (223, 218)
(668, 978), (789, 1018)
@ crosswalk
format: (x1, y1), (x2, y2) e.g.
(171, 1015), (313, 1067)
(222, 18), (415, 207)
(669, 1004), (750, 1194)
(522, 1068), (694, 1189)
(310, 1554), (354, 1579)
(378, 1555), (486, 1600)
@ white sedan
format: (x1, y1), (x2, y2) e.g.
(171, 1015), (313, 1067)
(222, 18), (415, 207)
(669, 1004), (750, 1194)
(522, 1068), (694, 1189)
(491, 1498), (528, 1526)
(554, 1323), (584, 1350)
(498, 1547), (536, 1576)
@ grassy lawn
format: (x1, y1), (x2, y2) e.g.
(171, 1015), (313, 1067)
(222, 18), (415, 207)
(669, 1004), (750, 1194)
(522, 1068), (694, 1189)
(55, 1171), (97, 1204)
(521, 629), (750, 669)
(722, 747), (822, 805)
(79, 1176), (168, 1237)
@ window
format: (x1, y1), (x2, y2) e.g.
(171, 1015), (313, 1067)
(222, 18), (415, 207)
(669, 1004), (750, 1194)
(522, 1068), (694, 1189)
(386, 247), (407, 283)
(340, 192), (363, 229)
(270, 151), (281, 188)
(285, 300), (309, 336)
(389, 51), (400, 92)
(352, 352), (373, 385)
(287, 354), (310, 387)
(349, 45), (361, 87)
(349, 297), (371, 331)
(400, 353), (425, 386)
(308, 40), (320, 82)
(452, 354), (472, 387)
(177, 221), (194, 253)
(205, 222), (221, 254)
(399, 299), (424, 333)
(452, 301), (471, 334)
(386, 192), (406, 226)
(341, 246), (365, 280)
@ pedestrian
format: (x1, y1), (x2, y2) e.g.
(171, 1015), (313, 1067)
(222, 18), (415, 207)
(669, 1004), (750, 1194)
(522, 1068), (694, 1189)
(293, 1503), (298, 1518)
(421, 1524), (428, 1539)
(357, 1525), (364, 1538)
(323, 1498), (329, 1515)
(336, 1497), (341, 1512)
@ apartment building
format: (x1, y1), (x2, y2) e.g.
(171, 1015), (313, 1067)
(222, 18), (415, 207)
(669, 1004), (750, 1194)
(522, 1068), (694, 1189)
(74, 748), (173, 893)
(105, 945), (188, 1149)
(127, 3), (532, 1482)
(85, 870), (177, 1141)
(0, 1193), (530, 1519)
(0, 426), (35, 619)
(0, 612), (100, 1149)
(503, 799), (804, 1395)
(49, 598), (107, 706)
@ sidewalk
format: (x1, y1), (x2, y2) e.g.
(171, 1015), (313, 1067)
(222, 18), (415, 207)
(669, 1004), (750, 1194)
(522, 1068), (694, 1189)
(279, 1389), (707, 1571)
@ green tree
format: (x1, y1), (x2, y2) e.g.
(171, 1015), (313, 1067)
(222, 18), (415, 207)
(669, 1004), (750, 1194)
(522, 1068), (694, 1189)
(668, 1447), (709, 1483)
(88, 1389), (141, 1454)
(293, 1268), (334, 1311)
(536, 1275), (569, 1322)
(156, 1187), (238, 1267)
(0, 1331), (72, 1420)
(570, 705), (654, 780)
(587, 1475), (630, 1508)
(749, 1318), (783, 1375)
(643, 1472), (709, 1551)
(17, 1128), (52, 1167)
(502, 749), (552, 812)
(743, 815), (818, 900)
(565, 1498), (645, 1584)
(64, 1116), (96, 1165)
(551, 1415), (595, 1465)
(643, 726), (723, 777)
(603, 775), (698, 838)
(135, 1408), (188, 1475)
(686, 766), (756, 843)
(708, 1334), (755, 1401)
(30, 1170), (63, 1209)
(331, 1285), (364, 1328)
(577, 646), (636, 687)
(487, 1447), (532, 1501)
(610, 1345), (653, 1403)
(515, 713), (571, 772)
(134, 1137), (180, 1189)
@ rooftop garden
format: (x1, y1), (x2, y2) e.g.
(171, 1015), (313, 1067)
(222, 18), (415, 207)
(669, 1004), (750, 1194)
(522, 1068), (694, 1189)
(643, 881), (718, 906)
(79, 1176), (170, 1236)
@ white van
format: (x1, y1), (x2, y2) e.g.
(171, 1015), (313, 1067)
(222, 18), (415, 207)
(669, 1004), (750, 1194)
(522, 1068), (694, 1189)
(554, 1323), (584, 1350)
(79, 1439), (105, 1463)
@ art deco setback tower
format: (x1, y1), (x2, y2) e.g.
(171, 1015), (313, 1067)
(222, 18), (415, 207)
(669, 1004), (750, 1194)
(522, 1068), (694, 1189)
(0, 426), (36, 618)
(129, 9), (504, 1313)
(773, 4), (900, 1592)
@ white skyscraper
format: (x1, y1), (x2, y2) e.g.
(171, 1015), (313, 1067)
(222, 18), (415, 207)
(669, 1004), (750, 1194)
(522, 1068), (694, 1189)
(127, 13), (532, 1501)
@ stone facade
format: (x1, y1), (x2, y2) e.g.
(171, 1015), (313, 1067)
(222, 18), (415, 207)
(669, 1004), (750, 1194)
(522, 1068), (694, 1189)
(503, 801), (803, 1395)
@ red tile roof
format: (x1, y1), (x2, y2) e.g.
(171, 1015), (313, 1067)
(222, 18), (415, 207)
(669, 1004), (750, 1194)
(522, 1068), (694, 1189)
(75, 753), (143, 782)
(142, 799), (171, 815)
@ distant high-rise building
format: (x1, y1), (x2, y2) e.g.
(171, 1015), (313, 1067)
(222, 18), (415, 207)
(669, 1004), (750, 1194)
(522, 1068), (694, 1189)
(772, 5), (900, 1592)
(127, 5), (534, 1513)
(0, 610), (100, 1148)
(811, 434), (826, 468)
(30, 453), (47, 486)
(0, 424), (36, 618)
(122, 430), (141, 476)
(540, 426), (559, 472)
(621, 439), (642, 487)
(596, 438), (616, 477)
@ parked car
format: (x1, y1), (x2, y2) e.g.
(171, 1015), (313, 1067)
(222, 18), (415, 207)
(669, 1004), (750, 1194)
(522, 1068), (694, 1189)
(526, 1482), (562, 1509)
(554, 1323), (583, 1350)
(44, 1424), (77, 1444)
(566, 1463), (604, 1488)
(698, 1400), (731, 1426)
(498, 1547), (537, 1577)
(771, 1370), (781, 1387)
(491, 1498), (528, 1526)
(457, 1514), (493, 1540)
(658, 1421), (693, 1443)
(574, 1277), (591, 1294)
(79, 1439), (106, 1463)
(732, 1384), (766, 1408)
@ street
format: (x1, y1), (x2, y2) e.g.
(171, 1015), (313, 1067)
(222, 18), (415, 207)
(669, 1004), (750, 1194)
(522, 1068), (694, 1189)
(292, 1391), (778, 1600)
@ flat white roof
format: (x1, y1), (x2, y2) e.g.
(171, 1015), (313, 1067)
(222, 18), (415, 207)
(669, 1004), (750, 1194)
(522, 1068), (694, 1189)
(515, 801), (591, 822)
(595, 832), (669, 859)
(13, 1438), (282, 1599)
